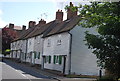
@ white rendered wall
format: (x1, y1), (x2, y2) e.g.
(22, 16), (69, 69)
(70, 25), (100, 75)
(43, 32), (71, 74)
(34, 35), (43, 65)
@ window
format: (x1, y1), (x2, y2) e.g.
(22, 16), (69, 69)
(34, 51), (37, 59)
(44, 56), (51, 64)
(12, 44), (14, 48)
(29, 41), (31, 45)
(38, 52), (40, 59)
(57, 40), (62, 45)
(47, 39), (51, 47)
(53, 55), (62, 65)
(37, 37), (40, 44)
(35, 36), (36, 39)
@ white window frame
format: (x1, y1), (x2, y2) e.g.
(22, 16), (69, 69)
(57, 40), (62, 45)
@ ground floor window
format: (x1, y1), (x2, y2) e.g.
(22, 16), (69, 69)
(38, 52), (40, 59)
(53, 55), (62, 65)
(44, 55), (51, 64)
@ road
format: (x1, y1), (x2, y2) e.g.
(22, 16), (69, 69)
(0, 59), (96, 81)
(0, 59), (57, 81)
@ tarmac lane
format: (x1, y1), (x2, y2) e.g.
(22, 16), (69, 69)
(1, 60), (57, 81)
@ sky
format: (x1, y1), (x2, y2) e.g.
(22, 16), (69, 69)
(0, 0), (91, 28)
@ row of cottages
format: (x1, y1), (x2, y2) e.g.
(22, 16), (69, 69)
(10, 2), (101, 76)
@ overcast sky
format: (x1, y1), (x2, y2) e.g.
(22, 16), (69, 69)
(0, 0), (90, 28)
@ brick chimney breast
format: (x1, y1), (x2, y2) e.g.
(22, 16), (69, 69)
(9, 23), (14, 29)
(38, 19), (46, 26)
(56, 9), (63, 21)
(22, 25), (26, 30)
(67, 2), (78, 20)
(29, 21), (36, 28)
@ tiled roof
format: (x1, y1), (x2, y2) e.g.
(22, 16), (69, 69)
(25, 20), (59, 39)
(12, 27), (35, 42)
(42, 15), (81, 37)
(12, 15), (80, 42)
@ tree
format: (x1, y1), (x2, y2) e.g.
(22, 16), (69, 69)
(78, 2), (120, 80)
(2, 27), (18, 55)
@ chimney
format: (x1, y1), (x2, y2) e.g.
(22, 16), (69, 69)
(22, 25), (26, 30)
(28, 21), (36, 28)
(38, 19), (46, 26)
(56, 9), (63, 21)
(67, 2), (78, 20)
(9, 23), (14, 29)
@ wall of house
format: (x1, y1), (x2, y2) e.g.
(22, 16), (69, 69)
(70, 25), (100, 75)
(26, 38), (35, 63)
(21, 40), (27, 62)
(11, 41), (17, 58)
(34, 35), (43, 65)
(43, 32), (71, 74)
(16, 40), (20, 59)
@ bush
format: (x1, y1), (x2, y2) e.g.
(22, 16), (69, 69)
(97, 77), (116, 81)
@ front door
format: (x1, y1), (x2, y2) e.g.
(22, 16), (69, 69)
(63, 56), (66, 74)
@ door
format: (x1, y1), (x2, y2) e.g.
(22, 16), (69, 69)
(63, 56), (66, 74)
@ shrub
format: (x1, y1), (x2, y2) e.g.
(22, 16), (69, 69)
(97, 77), (116, 81)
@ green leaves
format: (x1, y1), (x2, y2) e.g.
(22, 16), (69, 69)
(79, 2), (120, 78)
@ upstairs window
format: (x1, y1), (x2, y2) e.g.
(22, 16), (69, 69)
(57, 40), (62, 45)
(29, 41), (31, 45)
(37, 37), (40, 44)
(47, 39), (51, 47)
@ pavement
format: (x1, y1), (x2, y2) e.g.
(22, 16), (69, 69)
(2, 58), (96, 81)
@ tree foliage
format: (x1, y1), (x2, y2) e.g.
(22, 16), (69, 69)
(78, 2), (120, 79)
(2, 27), (18, 55)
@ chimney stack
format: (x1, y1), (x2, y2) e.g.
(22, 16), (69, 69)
(9, 23), (14, 29)
(38, 19), (46, 26)
(56, 9), (63, 21)
(67, 2), (78, 20)
(22, 25), (26, 30)
(28, 21), (36, 28)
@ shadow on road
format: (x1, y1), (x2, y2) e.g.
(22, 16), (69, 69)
(2, 59), (52, 79)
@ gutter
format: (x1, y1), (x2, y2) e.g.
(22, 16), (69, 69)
(68, 31), (72, 75)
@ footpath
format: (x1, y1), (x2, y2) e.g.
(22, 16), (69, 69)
(2, 58), (96, 81)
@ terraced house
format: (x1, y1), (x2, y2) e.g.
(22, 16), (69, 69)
(10, 2), (101, 76)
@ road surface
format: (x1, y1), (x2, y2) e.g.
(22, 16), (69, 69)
(0, 59), (57, 81)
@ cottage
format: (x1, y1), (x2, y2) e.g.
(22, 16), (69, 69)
(42, 2), (100, 75)
(10, 2), (102, 76)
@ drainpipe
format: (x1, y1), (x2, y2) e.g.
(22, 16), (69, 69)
(25, 39), (28, 62)
(68, 31), (72, 75)
(41, 38), (44, 70)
